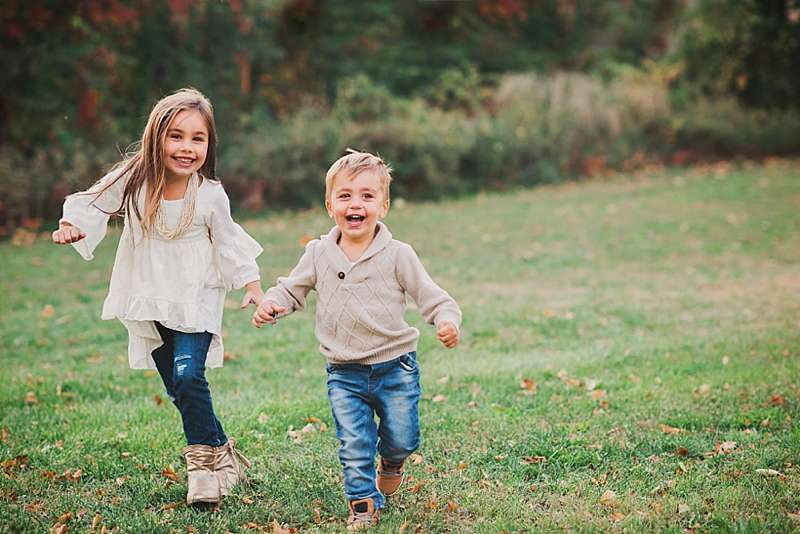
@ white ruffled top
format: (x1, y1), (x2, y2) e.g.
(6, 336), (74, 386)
(61, 169), (262, 370)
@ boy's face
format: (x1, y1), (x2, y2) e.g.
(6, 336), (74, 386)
(326, 170), (389, 244)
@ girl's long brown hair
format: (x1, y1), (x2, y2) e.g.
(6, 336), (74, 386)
(92, 88), (218, 235)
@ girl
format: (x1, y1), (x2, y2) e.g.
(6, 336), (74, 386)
(52, 88), (260, 505)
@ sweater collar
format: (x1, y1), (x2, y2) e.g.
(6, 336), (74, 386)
(321, 221), (393, 271)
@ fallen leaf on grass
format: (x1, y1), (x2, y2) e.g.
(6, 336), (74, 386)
(242, 496), (254, 505)
(788, 511), (800, 522)
(770, 394), (785, 406)
(676, 447), (689, 457)
(432, 394), (447, 403)
(590, 389), (607, 401)
(522, 456), (546, 465)
(600, 490), (617, 507)
(153, 394), (163, 406)
(520, 378), (537, 394)
(722, 355), (730, 366)
(755, 468), (785, 479)
(60, 468), (82, 482)
(659, 424), (682, 435)
(696, 384), (711, 395)
(162, 466), (179, 481)
(1, 427), (7, 442)
(609, 511), (625, 522)
(677, 503), (691, 515)
(258, 412), (269, 424)
(24, 391), (38, 405)
(446, 500), (458, 513)
(584, 379), (599, 391)
(312, 507), (321, 524)
(409, 453), (423, 465)
(40, 304), (55, 318)
(410, 481), (425, 494)
(398, 518), (410, 533)
(457, 461), (467, 470)
(437, 375), (450, 385)
(91, 514), (102, 529)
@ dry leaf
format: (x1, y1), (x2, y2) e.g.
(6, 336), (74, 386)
(770, 394), (785, 406)
(162, 466), (179, 481)
(520, 378), (537, 394)
(409, 453), (423, 465)
(719, 441), (736, 454)
(1, 427), (8, 442)
(432, 394), (447, 403)
(312, 507), (321, 524)
(696, 383), (711, 395)
(398, 518), (410, 533)
(24, 391), (38, 405)
(522, 455), (546, 465)
(91, 514), (102, 529)
(659, 424), (682, 435)
(457, 461), (467, 470)
(306, 416), (322, 424)
(410, 481), (425, 493)
(153, 394), (163, 406)
(258, 413), (269, 424)
(609, 511), (625, 522)
(437, 375), (450, 385)
(788, 511), (800, 522)
(270, 519), (295, 533)
(242, 496), (254, 505)
(599, 490), (617, 507)
(676, 447), (689, 457)
(722, 355), (730, 366)
(115, 475), (130, 486)
(584, 379), (599, 391)
(590, 389), (607, 401)
(446, 500), (458, 513)
(40, 304), (55, 318)
(755, 468), (784, 478)
(677, 503), (691, 514)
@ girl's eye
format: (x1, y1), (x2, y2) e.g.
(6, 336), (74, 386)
(170, 134), (181, 140)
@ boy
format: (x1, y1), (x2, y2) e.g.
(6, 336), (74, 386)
(253, 150), (461, 531)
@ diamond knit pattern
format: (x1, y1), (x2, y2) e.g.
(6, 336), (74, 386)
(264, 223), (461, 365)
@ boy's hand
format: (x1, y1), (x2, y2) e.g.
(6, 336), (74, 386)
(252, 300), (286, 328)
(240, 280), (263, 310)
(437, 321), (459, 348)
(52, 222), (86, 244)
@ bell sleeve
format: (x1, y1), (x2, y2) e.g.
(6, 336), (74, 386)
(208, 185), (262, 290)
(60, 168), (126, 261)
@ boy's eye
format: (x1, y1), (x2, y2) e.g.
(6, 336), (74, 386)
(193, 137), (205, 142)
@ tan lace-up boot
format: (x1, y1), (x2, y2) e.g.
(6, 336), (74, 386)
(376, 457), (405, 496)
(183, 444), (221, 504)
(214, 438), (252, 496)
(347, 497), (379, 532)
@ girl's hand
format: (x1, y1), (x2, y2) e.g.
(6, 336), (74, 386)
(240, 280), (264, 310)
(437, 321), (459, 348)
(52, 222), (86, 244)
(252, 301), (287, 328)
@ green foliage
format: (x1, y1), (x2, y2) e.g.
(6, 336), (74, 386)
(672, 0), (800, 110)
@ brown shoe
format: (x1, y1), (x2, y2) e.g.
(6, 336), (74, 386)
(214, 438), (252, 497)
(183, 444), (221, 505)
(347, 498), (379, 532)
(376, 457), (405, 496)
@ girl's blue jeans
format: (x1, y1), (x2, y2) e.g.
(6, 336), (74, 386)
(326, 351), (421, 510)
(151, 322), (228, 447)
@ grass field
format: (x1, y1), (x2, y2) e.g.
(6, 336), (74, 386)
(1, 160), (799, 533)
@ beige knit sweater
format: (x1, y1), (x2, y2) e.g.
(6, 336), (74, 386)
(264, 222), (462, 365)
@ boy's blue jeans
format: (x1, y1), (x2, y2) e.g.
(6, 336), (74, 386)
(326, 351), (421, 510)
(151, 322), (228, 447)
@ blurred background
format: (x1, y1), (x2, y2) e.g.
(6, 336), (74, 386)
(1, 0), (799, 233)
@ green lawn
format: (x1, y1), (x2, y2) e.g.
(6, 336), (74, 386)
(2, 160), (799, 533)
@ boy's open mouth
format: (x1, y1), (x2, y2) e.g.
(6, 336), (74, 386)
(346, 215), (365, 222)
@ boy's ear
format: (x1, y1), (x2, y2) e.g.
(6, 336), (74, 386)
(325, 198), (333, 218)
(380, 197), (390, 218)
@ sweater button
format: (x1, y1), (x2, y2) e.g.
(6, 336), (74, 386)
(338, 271), (345, 279)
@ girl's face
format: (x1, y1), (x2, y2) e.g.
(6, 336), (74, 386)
(162, 109), (209, 182)
(326, 170), (389, 245)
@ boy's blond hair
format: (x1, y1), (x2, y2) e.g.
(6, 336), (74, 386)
(325, 149), (393, 201)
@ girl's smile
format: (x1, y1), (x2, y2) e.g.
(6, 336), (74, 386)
(163, 109), (208, 182)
